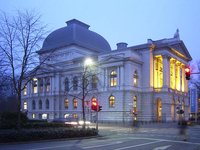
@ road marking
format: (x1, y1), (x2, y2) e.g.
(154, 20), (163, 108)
(83, 141), (123, 149)
(114, 140), (162, 150)
(27, 144), (73, 150)
(129, 137), (200, 145)
(153, 145), (171, 150)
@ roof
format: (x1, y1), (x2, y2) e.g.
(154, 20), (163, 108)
(38, 19), (111, 54)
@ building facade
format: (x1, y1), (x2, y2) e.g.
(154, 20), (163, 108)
(21, 19), (192, 123)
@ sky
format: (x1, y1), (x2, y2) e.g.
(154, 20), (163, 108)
(1, 0), (200, 62)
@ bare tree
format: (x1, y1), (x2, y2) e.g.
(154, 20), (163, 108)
(191, 60), (200, 91)
(65, 58), (100, 129)
(0, 10), (47, 129)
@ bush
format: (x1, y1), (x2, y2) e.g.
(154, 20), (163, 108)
(0, 128), (98, 143)
(0, 112), (28, 129)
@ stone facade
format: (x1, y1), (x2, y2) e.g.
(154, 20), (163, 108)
(21, 19), (192, 123)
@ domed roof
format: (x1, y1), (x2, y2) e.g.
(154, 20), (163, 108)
(40, 19), (111, 53)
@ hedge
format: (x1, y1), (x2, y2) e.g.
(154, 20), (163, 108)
(0, 128), (98, 143)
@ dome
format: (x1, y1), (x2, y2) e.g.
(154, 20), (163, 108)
(40, 19), (111, 53)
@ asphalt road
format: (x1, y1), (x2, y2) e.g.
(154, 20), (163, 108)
(0, 123), (200, 150)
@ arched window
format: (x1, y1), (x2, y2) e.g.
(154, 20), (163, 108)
(23, 101), (27, 110)
(45, 77), (50, 92)
(32, 100), (36, 110)
(64, 77), (69, 92)
(110, 70), (117, 87)
(133, 70), (138, 86)
(92, 75), (98, 89)
(46, 99), (49, 109)
(133, 96), (137, 108)
(64, 99), (69, 109)
(109, 95), (115, 108)
(39, 99), (42, 109)
(32, 78), (38, 93)
(73, 76), (78, 90)
(39, 78), (43, 93)
(73, 98), (78, 109)
(23, 85), (27, 95)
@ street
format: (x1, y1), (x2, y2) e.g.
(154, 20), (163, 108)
(0, 123), (200, 150)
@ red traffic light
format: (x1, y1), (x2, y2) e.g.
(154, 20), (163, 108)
(185, 66), (190, 80)
(91, 101), (98, 111)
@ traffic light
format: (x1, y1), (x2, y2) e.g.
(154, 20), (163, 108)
(91, 101), (98, 111)
(98, 105), (102, 112)
(185, 66), (190, 80)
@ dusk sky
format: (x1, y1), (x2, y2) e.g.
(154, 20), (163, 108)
(1, 0), (200, 61)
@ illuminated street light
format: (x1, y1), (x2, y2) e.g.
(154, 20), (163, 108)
(84, 58), (93, 67)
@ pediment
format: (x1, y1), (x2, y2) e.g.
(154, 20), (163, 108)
(100, 55), (124, 63)
(169, 41), (192, 61)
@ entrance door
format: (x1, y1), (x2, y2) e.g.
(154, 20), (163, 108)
(157, 99), (162, 121)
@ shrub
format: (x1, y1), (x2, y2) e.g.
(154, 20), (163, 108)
(0, 128), (98, 143)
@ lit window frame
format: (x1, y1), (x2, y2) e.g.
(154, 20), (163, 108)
(23, 101), (27, 110)
(109, 95), (115, 108)
(110, 70), (117, 87)
(64, 99), (69, 109)
(73, 98), (78, 109)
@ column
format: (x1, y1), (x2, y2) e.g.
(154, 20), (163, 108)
(120, 65), (124, 90)
(162, 55), (170, 89)
(105, 68), (108, 90)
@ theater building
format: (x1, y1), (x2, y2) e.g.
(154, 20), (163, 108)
(21, 19), (192, 123)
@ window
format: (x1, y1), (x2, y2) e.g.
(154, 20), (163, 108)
(92, 75), (98, 89)
(133, 70), (138, 86)
(45, 77), (50, 92)
(42, 114), (48, 119)
(64, 77), (69, 92)
(64, 114), (70, 118)
(32, 113), (36, 119)
(64, 99), (69, 109)
(73, 76), (78, 90)
(23, 101), (27, 110)
(39, 99), (42, 109)
(32, 100), (36, 110)
(73, 113), (78, 119)
(46, 99), (49, 109)
(24, 85), (27, 95)
(109, 95), (115, 108)
(110, 70), (117, 87)
(39, 78), (43, 93)
(153, 56), (163, 88)
(133, 96), (137, 120)
(32, 78), (38, 93)
(73, 98), (78, 109)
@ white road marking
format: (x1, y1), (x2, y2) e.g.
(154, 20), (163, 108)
(114, 140), (162, 150)
(83, 141), (123, 149)
(153, 145), (171, 150)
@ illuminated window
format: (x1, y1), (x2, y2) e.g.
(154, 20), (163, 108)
(42, 114), (48, 119)
(109, 95), (115, 108)
(24, 85), (27, 95)
(32, 78), (38, 93)
(64, 114), (70, 118)
(23, 101), (27, 110)
(73, 113), (78, 119)
(175, 62), (181, 91)
(73, 76), (78, 90)
(133, 70), (138, 86)
(64, 99), (69, 109)
(64, 77), (69, 92)
(73, 98), (78, 109)
(154, 56), (163, 88)
(39, 99), (42, 109)
(46, 99), (49, 109)
(170, 59), (175, 89)
(45, 77), (50, 92)
(32, 113), (35, 119)
(110, 70), (117, 87)
(39, 78), (43, 93)
(32, 100), (36, 110)
(92, 75), (98, 89)
(133, 96), (137, 108)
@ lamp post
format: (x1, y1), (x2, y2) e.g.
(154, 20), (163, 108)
(82, 58), (93, 129)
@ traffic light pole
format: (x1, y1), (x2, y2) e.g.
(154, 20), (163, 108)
(96, 111), (99, 132)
